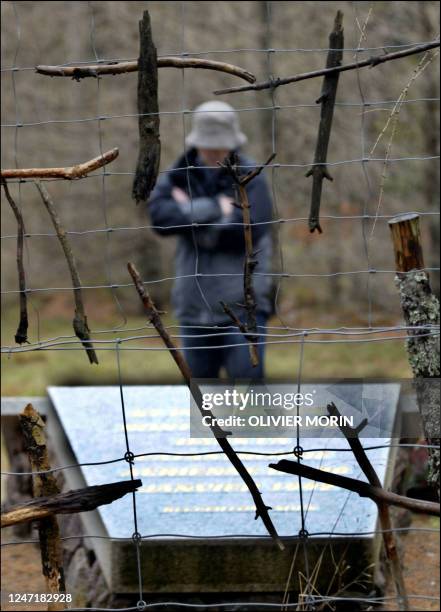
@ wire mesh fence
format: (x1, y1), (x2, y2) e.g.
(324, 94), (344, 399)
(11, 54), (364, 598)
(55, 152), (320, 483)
(1, 1), (440, 610)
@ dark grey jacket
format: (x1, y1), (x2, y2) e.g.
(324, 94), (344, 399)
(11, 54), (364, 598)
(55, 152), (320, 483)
(148, 148), (273, 325)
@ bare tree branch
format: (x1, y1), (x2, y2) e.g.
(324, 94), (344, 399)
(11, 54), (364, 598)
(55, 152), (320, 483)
(1, 179), (29, 344)
(127, 262), (284, 550)
(214, 40), (440, 95)
(35, 182), (99, 365)
(1, 148), (119, 180)
(269, 458), (440, 516)
(35, 58), (256, 83)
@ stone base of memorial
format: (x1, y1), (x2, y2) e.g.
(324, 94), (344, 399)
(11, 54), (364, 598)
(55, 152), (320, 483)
(1, 384), (412, 608)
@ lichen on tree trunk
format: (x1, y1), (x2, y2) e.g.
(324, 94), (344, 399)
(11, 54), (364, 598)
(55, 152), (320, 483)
(395, 270), (440, 493)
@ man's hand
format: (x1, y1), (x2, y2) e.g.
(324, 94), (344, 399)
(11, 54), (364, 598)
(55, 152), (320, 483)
(218, 194), (235, 216)
(172, 187), (190, 205)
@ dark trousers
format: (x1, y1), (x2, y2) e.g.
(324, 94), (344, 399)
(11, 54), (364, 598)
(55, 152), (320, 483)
(180, 313), (268, 379)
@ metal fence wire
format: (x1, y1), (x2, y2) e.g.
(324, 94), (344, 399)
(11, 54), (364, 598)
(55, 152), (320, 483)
(1, 1), (440, 611)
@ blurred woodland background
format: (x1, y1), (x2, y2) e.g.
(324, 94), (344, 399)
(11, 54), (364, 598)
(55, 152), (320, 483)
(1, 1), (440, 393)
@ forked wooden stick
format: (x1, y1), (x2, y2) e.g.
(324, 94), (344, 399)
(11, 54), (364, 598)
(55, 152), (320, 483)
(218, 152), (276, 367)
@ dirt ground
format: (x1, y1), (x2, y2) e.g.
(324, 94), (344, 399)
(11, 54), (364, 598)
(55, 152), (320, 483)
(384, 514), (440, 611)
(1, 515), (439, 611)
(1, 534), (47, 611)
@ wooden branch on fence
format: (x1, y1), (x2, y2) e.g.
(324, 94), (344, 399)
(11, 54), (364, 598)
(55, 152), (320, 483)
(127, 262), (284, 551)
(2, 480), (142, 528)
(268, 458), (440, 516)
(159, 57), (255, 82)
(1, 179), (29, 344)
(327, 401), (409, 611)
(388, 213), (440, 497)
(35, 182), (98, 364)
(214, 40), (440, 95)
(132, 10), (161, 204)
(1, 148), (118, 180)
(19, 404), (66, 609)
(305, 11), (343, 234)
(218, 152), (276, 367)
(35, 58), (256, 84)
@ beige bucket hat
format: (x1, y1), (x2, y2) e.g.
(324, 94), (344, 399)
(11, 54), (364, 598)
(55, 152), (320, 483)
(185, 100), (247, 150)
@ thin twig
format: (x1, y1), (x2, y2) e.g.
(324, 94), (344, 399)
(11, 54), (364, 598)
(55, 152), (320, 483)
(220, 301), (251, 334)
(306, 11), (344, 234)
(35, 182), (99, 364)
(1, 179), (28, 344)
(1, 148), (118, 180)
(369, 49), (439, 241)
(214, 40), (440, 95)
(2, 480), (142, 528)
(127, 262), (284, 550)
(218, 152), (276, 367)
(35, 57), (256, 83)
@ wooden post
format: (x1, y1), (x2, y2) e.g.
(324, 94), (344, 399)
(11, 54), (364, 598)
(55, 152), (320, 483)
(388, 214), (440, 496)
(19, 404), (66, 611)
(389, 213), (425, 272)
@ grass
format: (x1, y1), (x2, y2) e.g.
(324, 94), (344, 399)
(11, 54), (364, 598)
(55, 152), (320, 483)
(1, 298), (413, 397)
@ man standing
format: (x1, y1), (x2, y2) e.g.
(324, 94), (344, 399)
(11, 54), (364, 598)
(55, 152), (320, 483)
(148, 101), (273, 379)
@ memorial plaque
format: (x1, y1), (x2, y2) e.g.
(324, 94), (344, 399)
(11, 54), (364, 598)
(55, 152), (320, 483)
(47, 384), (400, 594)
